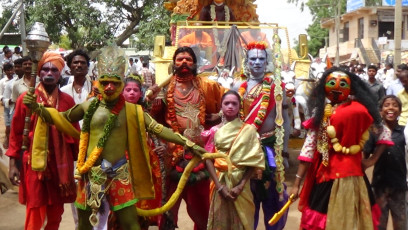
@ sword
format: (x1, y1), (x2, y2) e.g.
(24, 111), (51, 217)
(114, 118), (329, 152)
(268, 194), (295, 226)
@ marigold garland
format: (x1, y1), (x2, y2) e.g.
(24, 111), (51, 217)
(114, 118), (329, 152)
(166, 75), (206, 166)
(76, 94), (125, 174)
(238, 74), (273, 130)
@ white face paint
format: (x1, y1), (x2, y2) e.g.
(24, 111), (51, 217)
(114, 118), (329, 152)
(247, 48), (267, 79)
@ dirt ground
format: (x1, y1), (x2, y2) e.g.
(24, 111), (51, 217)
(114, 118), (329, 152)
(0, 106), (392, 230)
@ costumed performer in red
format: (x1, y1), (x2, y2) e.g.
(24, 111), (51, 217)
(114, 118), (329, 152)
(290, 67), (393, 230)
(7, 52), (80, 230)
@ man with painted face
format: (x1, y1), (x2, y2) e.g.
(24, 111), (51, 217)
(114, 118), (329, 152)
(290, 67), (393, 230)
(6, 52), (80, 230)
(147, 46), (225, 230)
(237, 41), (291, 230)
(22, 46), (208, 230)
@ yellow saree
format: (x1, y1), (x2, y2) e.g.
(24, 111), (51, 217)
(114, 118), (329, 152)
(207, 118), (265, 230)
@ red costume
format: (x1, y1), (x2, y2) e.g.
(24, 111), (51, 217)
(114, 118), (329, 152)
(6, 84), (79, 230)
(298, 101), (393, 230)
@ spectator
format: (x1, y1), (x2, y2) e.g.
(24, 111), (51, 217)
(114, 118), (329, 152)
(397, 69), (408, 126)
(0, 63), (15, 148)
(383, 63), (395, 90)
(141, 62), (155, 89)
(12, 47), (22, 61)
(387, 63), (407, 96)
(364, 95), (406, 230)
(11, 56), (33, 104)
(365, 65), (385, 104)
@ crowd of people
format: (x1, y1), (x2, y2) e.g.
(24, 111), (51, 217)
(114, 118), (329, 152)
(0, 39), (407, 230)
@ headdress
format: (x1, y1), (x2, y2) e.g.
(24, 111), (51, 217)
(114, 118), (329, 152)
(127, 73), (144, 84)
(246, 41), (268, 51)
(97, 46), (127, 81)
(38, 52), (65, 76)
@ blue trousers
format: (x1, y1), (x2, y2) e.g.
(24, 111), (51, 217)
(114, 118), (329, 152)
(251, 178), (288, 230)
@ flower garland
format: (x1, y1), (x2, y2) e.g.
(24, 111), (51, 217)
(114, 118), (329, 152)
(238, 74), (272, 130)
(210, 4), (230, 22)
(210, 4), (230, 51)
(166, 76), (206, 165)
(76, 94), (125, 174)
(166, 76), (206, 133)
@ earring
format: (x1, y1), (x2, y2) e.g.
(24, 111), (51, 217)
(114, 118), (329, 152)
(219, 110), (226, 125)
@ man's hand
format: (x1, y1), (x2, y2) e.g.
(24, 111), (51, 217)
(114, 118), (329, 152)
(145, 84), (160, 103)
(9, 159), (20, 186)
(153, 145), (167, 157)
(22, 93), (38, 110)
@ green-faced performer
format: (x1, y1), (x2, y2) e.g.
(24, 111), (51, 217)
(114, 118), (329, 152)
(23, 46), (206, 230)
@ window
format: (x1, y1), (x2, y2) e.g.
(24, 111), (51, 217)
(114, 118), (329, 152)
(358, 18), (364, 39)
(343, 22), (349, 41)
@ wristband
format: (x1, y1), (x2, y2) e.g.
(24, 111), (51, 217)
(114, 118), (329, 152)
(295, 174), (302, 179)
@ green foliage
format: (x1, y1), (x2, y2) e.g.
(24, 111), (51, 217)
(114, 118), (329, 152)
(0, 0), (171, 50)
(306, 21), (328, 57)
(24, 0), (113, 50)
(58, 35), (71, 50)
(0, 6), (21, 34)
(134, 2), (171, 50)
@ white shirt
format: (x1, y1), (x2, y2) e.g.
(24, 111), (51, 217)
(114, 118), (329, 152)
(3, 76), (17, 111)
(61, 78), (92, 128)
(60, 77), (92, 105)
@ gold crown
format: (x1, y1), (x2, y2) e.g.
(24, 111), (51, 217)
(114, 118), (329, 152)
(97, 45), (127, 80)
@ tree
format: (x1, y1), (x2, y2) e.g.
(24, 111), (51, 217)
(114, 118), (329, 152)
(0, 2), (21, 34)
(133, 2), (171, 51)
(0, 0), (171, 50)
(287, 0), (382, 57)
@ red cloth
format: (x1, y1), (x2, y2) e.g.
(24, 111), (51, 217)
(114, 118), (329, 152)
(159, 179), (210, 230)
(317, 101), (373, 183)
(299, 101), (373, 212)
(25, 205), (64, 230)
(6, 86), (79, 208)
(244, 82), (285, 127)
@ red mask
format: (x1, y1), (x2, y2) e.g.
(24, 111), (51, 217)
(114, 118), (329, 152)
(324, 71), (351, 103)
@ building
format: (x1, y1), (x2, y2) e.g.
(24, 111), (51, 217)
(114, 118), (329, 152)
(320, 5), (408, 64)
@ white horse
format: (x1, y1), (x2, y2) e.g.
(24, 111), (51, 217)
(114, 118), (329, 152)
(291, 58), (322, 130)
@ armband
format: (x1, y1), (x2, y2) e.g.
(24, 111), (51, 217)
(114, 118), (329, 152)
(174, 133), (196, 148)
(63, 104), (81, 123)
(145, 113), (164, 134)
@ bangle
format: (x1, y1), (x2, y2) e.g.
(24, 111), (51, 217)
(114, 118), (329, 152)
(217, 185), (224, 193)
(295, 174), (302, 179)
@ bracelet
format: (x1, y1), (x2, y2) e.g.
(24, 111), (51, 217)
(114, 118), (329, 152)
(217, 185), (225, 193)
(295, 174), (302, 179)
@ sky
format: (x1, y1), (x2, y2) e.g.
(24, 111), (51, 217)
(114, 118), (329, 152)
(255, 0), (313, 48)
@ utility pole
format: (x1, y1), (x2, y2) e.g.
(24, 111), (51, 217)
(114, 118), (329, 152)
(335, 0), (341, 66)
(394, 0), (402, 66)
(20, 0), (27, 56)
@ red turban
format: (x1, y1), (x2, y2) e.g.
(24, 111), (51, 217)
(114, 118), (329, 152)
(37, 52), (65, 76)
